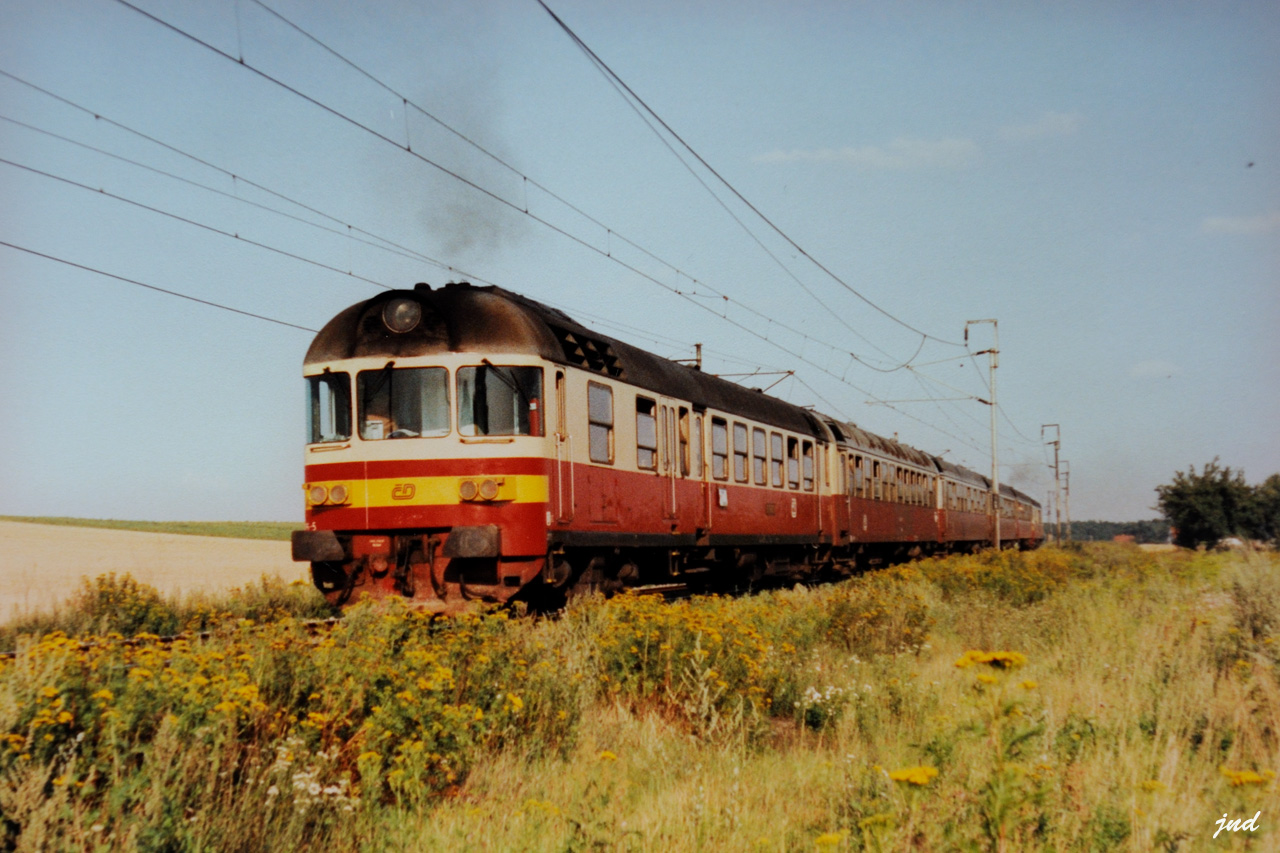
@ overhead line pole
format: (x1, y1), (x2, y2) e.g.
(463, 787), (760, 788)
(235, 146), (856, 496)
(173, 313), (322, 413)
(966, 319), (999, 550)
(1061, 460), (1072, 542)
(1042, 424), (1062, 543)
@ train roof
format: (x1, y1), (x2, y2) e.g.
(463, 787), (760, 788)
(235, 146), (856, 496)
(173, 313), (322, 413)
(305, 283), (824, 435)
(824, 419), (936, 469)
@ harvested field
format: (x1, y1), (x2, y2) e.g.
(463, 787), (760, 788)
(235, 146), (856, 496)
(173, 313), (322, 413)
(0, 519), (307, 621)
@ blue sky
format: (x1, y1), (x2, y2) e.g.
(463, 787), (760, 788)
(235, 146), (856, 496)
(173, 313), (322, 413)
(1, 0), (1276, 523)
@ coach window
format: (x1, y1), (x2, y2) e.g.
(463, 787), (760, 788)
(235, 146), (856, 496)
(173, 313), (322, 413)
(752, 428), (767, 484)
(358, 365), (449, 440)
(852, 455), (863, 497)
(306, 372), (351, 444)
(770, 432), (784, 487)
(732, 423), (749, 483)
(636, 397), (657, 470)
(588, 382), (614, 464)
(786, 437), (800, 489)
(711, 417), (728, 480)
(872, 461), (882, 500)
(458, 365), (542, 436)
(802, 441), (815, 491)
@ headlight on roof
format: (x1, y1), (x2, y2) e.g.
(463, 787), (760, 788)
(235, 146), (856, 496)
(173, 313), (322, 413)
(382, 297), (422, 333)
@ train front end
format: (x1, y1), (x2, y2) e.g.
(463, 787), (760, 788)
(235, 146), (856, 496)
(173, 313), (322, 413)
(290, 284), (555, 609)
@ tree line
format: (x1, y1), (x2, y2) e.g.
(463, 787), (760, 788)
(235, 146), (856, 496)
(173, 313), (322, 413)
(1067, 519), (1170, 544)
(1155, 459), (1280, 549)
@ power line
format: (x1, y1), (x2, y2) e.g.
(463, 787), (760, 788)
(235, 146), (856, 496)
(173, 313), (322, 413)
(535, 0), (966, 351)
(0, 70), (492, 286)
(0, 239), (316, 333)
(0, 156), (395, 291)
(100, 1), (929, 377)
(9, 4), (1016, 458)
(2, 71), (889, 419)
(246, 0), (919, 366)
(99, 0), (931, 390)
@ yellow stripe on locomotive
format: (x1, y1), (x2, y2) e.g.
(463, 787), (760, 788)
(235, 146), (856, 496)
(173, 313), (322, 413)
(303, 475), (549, 508)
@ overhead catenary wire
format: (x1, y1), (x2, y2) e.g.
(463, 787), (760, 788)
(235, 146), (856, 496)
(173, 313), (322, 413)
(2, 72), (889, 429)
(107, 0), (905, 375)
(534, 0), (967, 352)
(0, 156), (396, 292)
(95, 0), (944, 405)
(101, 0), (924, 376)
(0, 70), (491, 285)
(0, 239), (317, 333)
(8, 4), (1025, 461)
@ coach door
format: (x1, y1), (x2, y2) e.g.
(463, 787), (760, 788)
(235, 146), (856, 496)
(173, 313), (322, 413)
(658, 400), (680, 521)
(553, 370), (573, 522)
(689, 410), (708, 531)
(837, 451), (852, 541)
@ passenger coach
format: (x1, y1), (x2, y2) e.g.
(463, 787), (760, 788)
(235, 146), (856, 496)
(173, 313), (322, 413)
(291, 282), (1042, 608)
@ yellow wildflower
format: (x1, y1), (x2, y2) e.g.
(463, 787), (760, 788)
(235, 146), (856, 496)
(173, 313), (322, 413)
(814, 829), (848, 848)
(955, 650), (1027, 669)
(1221, 767), (1270, 787)
(888, 765), (939, 786)
(597, 750), (618, 761)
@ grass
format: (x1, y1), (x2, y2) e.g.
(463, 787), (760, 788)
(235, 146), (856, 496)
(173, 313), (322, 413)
(0, 516), (300, 541)
(2, 544), (1278, 851)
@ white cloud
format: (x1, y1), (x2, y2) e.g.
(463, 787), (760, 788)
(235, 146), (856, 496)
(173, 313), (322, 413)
(997, 111), (1083, 142)
(753, 137), (979, 170)
(1201, 211), (1280, 235)
(1128, 359), (1180, 379)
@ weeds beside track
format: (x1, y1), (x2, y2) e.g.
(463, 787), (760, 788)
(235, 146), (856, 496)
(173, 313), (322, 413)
(2, 545), (1278, 851)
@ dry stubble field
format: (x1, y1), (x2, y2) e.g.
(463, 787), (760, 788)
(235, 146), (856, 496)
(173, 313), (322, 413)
(0, 520), (306, 620)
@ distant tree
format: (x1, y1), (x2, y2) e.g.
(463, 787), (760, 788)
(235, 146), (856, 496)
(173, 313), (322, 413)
(1256, 473), (1280, 546)
(1154, 459), (1256, 549)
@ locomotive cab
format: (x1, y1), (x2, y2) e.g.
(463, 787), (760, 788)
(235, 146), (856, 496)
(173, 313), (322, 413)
(292, 284), (558, 608)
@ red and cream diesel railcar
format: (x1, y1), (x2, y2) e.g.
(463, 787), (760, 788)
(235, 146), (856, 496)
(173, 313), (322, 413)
(290, 282), (1043, 608)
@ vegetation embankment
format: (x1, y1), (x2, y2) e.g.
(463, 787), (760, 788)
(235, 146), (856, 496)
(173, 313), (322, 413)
(0, 517), (299, 541)
(3, 545), (1279, 850)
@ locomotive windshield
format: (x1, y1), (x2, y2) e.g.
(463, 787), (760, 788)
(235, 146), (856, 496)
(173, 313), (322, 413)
(306, 372), (351, 443)
(458, 365), (542, 436)
(357, 366), (449, 440)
